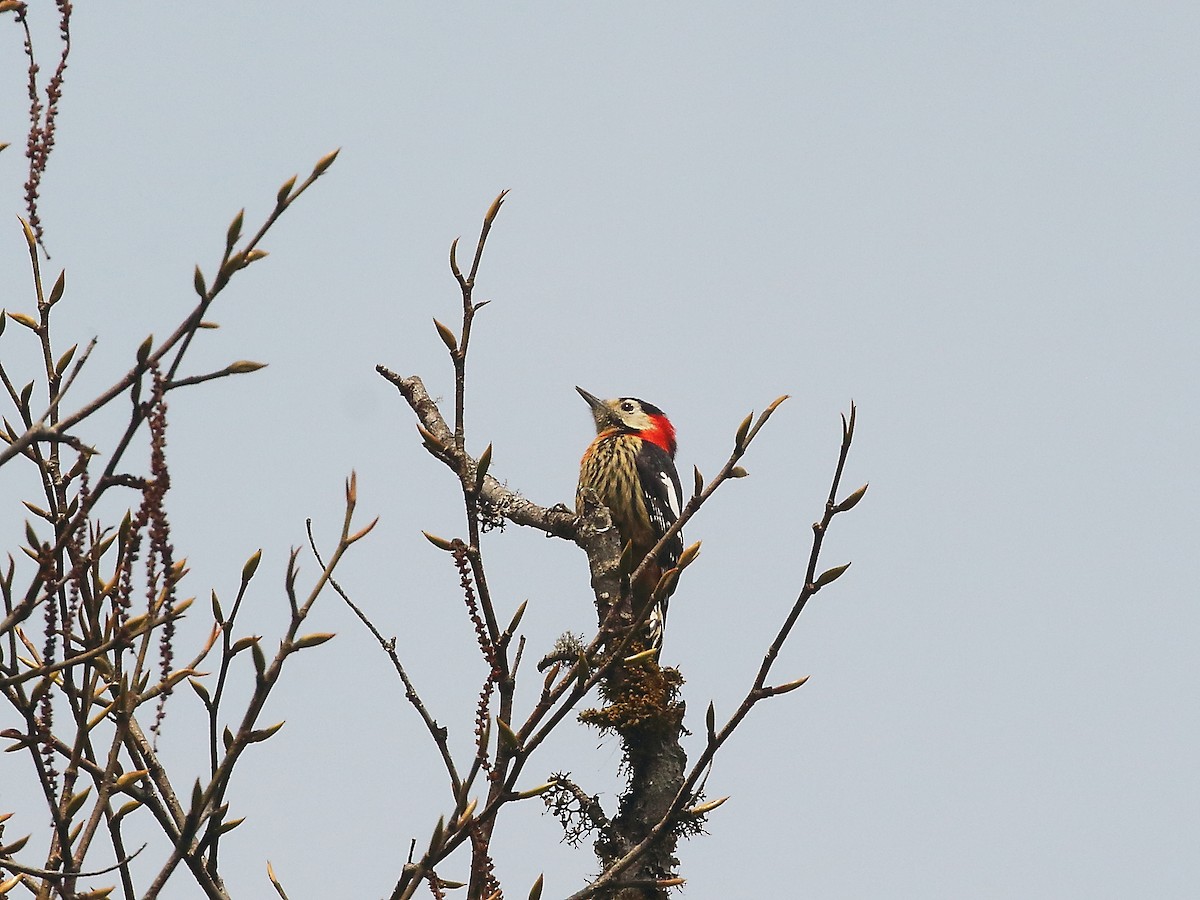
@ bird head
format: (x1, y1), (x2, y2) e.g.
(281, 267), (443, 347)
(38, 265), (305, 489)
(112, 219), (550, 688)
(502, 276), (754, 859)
(576, 387), (677, 457)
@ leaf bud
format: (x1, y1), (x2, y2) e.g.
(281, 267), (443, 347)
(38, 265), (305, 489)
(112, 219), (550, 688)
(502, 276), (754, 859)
(293, 632), (335, 649)
(422, 531), (455, 551)
(433, 318), (458, 353)
(8, 311), (38, 332)
(734, 412), (753, 451)
(227, 360), (267, 374)
(48, 270), (66, 306)
(277, 174), (298, 204)
(833, 483), (869, 513)
(226, 208), (245, 250)
(312, 148), (340, 176)
(813, 562), (851, 588)
(241, 549), (262, 583)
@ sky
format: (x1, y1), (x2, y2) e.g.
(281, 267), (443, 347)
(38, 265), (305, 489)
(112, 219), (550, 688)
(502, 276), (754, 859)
(1, 3), (1198, 898)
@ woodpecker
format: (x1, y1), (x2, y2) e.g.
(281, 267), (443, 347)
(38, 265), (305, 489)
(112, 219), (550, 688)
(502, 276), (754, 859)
(576, 387), (683, 648)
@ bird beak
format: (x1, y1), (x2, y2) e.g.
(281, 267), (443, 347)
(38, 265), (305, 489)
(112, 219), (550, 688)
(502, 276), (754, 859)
(576, 386), (614, 429)
(575, 386), (608, 414)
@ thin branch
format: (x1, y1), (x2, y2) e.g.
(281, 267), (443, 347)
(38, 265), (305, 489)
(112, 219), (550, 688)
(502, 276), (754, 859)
(375, 370), (577, 540)
(309, 522), (463, 797)
(0, 842), (146, 879)
(0, 151), (338, 469)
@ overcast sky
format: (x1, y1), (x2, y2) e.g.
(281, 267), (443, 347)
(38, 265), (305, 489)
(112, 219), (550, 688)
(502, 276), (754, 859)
(2, 3), (1197, 898)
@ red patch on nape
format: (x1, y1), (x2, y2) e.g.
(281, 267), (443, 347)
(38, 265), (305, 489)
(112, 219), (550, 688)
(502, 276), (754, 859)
(642, 414), (677, 457)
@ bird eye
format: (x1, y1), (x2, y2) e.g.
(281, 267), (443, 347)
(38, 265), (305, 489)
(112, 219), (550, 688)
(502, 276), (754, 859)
(621, 401), (635, 412)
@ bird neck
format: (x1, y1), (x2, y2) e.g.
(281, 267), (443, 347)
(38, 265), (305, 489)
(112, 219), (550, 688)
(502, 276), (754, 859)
(640, 415), (677, 457)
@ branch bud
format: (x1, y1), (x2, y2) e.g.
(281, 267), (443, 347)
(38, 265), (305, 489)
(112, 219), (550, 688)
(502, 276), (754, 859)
(841, 401), (857, 441)
(277, 174), (298, 204)
(512, 782), (554, 800)
(311, 148), (341, 176)
(422, 531), (456, 551)
(813, 562), (851, 588)
(347, 516), (379, 544)
(65, 786), (91, 818)
(8, 311), (38, 332)
(230, 635), (260, 655)
(456, 796), (478, 827)
(474, 443), (493, 492)
(1, 833), (30, 855)
(188, 678), (211, 706)
(114, 770), (148, 792)
(766, 675), (810, 696)
(252, 641), (266, 680)
(226, 208), (245, 251)
(676, 541), (701, 569)
(734, 412), (753, 451)
(833, 483), (868, 513)
(685, 795), (729, 817)
(18, 216), (34, 252)
(433, 318), (458, 353)
(241, 550), (262, 584)
(246, 721), (285, 743)
(54, 344), (77, 376)
(502, 600), (527, 640)
(48, 270), (66, 306)
(428, 815), (445, 853)
(497, 717), (520, 752)
(227, 360), (267, 374)
(293, 632), (335, 649)
(652, 567), (679, 600)
(484, 189), (510, 225)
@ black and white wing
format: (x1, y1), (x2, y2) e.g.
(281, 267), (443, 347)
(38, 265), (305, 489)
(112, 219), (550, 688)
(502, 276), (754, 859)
(635, 441), (683, 568)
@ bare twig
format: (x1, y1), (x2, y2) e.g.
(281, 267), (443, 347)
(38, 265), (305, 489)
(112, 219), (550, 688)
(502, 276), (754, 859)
(310, 523), (464, 798)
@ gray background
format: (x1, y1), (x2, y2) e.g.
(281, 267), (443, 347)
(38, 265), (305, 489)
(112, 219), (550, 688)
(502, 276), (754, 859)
(1, 3), (1196, 898)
